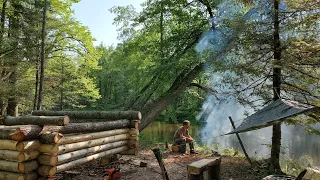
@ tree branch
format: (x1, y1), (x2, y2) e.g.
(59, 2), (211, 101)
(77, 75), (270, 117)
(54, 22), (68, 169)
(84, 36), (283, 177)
(189, 82), (219, 100)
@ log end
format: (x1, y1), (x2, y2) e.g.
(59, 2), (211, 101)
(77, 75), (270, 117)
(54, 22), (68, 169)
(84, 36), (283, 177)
(10, 128), (25, 142)
(16, 142), (25, 152)
(18, 163), (24, 173)
(18, 153), (25, 162)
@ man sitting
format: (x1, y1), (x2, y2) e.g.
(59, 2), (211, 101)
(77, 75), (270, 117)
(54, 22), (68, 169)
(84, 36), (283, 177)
(173, 120), (197, 154)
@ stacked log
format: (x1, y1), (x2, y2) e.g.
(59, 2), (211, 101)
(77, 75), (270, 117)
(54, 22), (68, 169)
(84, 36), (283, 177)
(0, 111), (141, 178)
(0, 116), (69, 180)
(32, 110), (141, 178)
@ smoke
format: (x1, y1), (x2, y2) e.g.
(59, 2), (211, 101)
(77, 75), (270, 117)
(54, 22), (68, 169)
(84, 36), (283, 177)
(195, 0), (320, 163)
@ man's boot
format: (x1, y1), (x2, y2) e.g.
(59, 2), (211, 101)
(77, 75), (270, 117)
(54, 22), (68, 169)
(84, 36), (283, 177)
(189, 143), (198, 154)
(179, 144), (186, 154)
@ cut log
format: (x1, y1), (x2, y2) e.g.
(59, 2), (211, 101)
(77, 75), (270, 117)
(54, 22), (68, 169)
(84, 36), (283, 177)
(38, 141), (128, 166)
(42, 120), (132, 134)
(129, 129), (139, 136)
(127, 140), (139, 149)
(128, 136), (139, 141)
(0, 171), (38, 180)
(16, 140), (41, 152)
(187, 157), (221, 180)
(119, 149), (138, 155)
(58, 128), (129, 145)
(0, 128), (24, 141)
(0, 160), (38, 173)
(37, 166), (56, 177)
(56, 146), (128, 173)
(0, 140), (21, 151)
(39, 134), (129, 155)
(0, 150), (39, 162)
(0, 125), (43, 140)
(32, 110), (142, 120)
(19, 160), (39, 173)
(39, 132), (63, 144)
(4, 116), (70, 126)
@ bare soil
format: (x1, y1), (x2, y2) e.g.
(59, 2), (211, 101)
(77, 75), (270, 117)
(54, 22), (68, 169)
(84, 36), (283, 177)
(53, 148), (266, 180)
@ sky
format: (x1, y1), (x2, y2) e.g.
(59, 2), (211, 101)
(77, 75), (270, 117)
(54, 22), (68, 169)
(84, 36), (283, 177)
(71, 0), (145, 46)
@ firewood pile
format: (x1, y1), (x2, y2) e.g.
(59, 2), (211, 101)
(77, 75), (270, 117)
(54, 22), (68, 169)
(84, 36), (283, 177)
(0, 110), (141, 180)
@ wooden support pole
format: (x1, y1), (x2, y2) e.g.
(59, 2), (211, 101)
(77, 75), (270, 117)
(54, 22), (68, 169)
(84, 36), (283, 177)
(228, 116), (252, 165)
(56, 146), (128, 173)
(32, 110), (142, 120)
(152, 148), (169, 180)
(38, 140), (128, 166)
(3, 116), (70, 126)
(39, 134), (130, 155)
(0, 171), (38, 180)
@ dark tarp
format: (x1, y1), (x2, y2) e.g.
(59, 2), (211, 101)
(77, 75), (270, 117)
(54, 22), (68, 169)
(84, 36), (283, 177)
(226, 99), (318, 134)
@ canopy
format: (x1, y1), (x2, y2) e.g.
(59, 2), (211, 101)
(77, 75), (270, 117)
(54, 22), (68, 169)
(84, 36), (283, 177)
(226, 99), (318, 134)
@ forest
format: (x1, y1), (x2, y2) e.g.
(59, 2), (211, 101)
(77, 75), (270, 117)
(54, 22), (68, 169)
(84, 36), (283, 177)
(0, 0), (319, 175)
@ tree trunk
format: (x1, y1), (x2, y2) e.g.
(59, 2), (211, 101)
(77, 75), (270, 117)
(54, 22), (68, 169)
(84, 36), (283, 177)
(3, 116), (70, 126)
(32, 110), (142, 120)
(38, 140), (128, 166)
(139, 64), (203, 131)
(37, 0), (48, 110)
(39, 134), (129, 155)
(41, 119), (134, 134)
(271, 0), (282, 172)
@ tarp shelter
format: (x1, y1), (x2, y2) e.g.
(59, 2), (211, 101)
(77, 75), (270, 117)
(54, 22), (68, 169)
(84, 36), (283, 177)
(226, 99), (319, 134)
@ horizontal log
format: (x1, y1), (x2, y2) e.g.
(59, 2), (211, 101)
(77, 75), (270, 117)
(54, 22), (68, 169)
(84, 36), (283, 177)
(119, 148), (138, 155)
(0, 140), (22, 151)
(0, 160), (38, 173)
(32, 110), (141, 120)
(127, 140), (139, 149)
(0, 140), (40, 151)
(58, 128), (129, 145)
(129, 129), (139, 136)
(0, 128), (24, 141)
(0, 125), (43, 141)
(56, 146), (128, 173)
(42, 120), (133, 134)
(17, 140), (41, 152)
(0, 150), (39, 162)
(3, 116), (69, 126)
(37, 166), (56, 177)
(0, 171), (38, 180)
(39, 132), (63, 144)
(39, 134), (130, 155)
(38, 140), (128, 166)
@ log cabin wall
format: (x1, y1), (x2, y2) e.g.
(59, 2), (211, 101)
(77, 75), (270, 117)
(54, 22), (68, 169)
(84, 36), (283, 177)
(0, 111), (141, 179)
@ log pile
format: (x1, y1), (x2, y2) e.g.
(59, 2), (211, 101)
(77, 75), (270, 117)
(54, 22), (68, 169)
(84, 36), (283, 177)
(0, 110), (141, 179)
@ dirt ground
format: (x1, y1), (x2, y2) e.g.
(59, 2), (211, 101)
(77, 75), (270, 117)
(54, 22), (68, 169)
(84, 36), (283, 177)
(53, 148), (266, 180)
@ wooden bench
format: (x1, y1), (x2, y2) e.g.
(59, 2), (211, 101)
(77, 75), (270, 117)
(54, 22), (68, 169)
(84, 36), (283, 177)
(187, 157), (221, 180)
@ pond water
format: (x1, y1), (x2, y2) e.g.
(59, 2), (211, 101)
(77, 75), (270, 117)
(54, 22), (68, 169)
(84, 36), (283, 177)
(140, 121), (320, 167)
